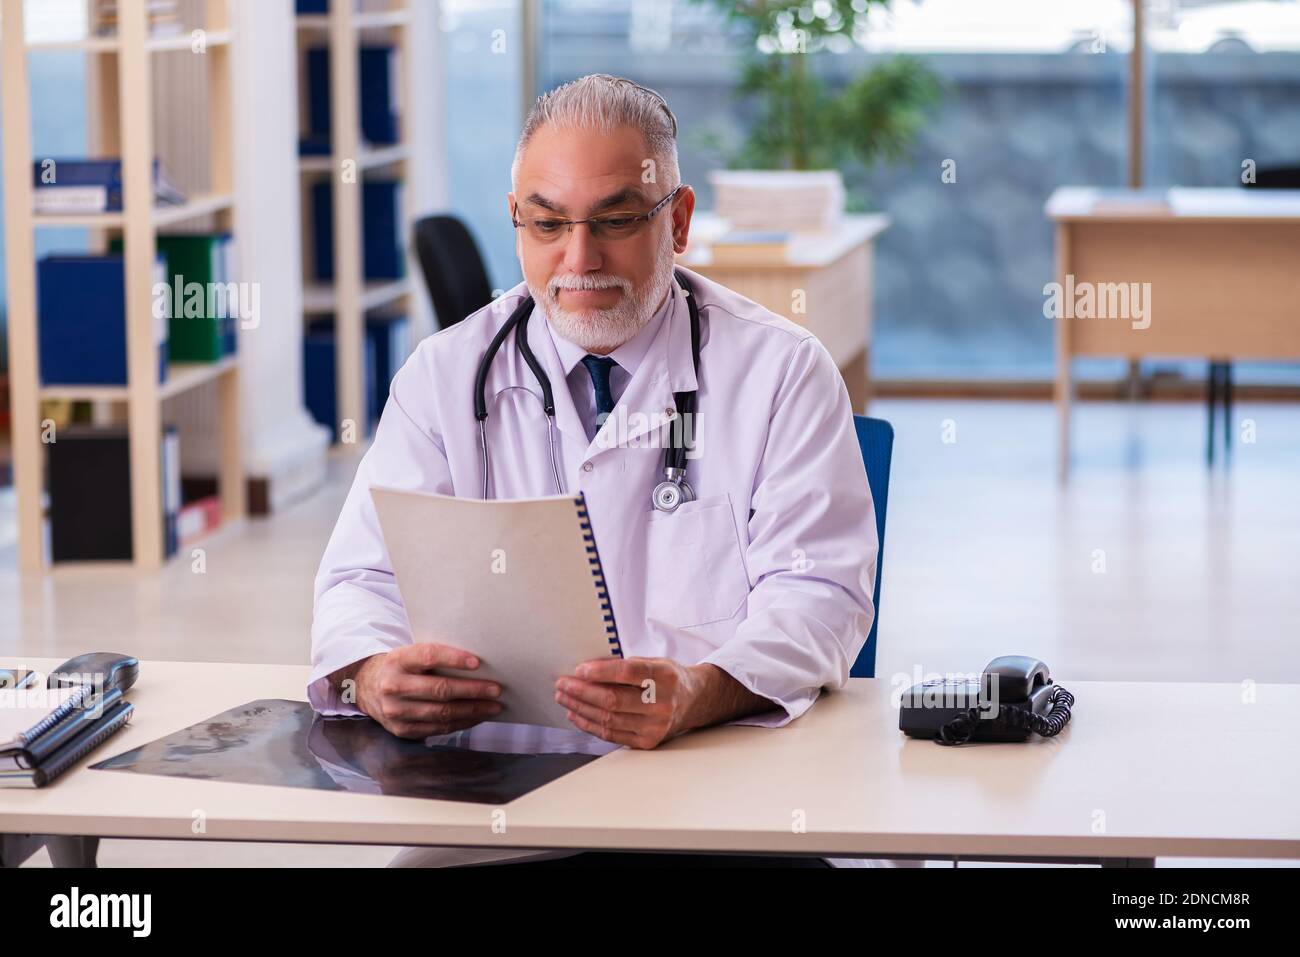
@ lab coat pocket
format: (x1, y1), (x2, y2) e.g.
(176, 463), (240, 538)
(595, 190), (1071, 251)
(644, 493), (751, 629)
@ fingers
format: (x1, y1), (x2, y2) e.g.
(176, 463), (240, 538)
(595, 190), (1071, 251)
(387, 672), (502, 703)
(555, 677), (643, 714)
(556, 689), (673, 750)
(389, 697), (504, 724)
(394, 642), (481, 673)
(387, 716), (489, 740)
(572, 657), (657, 686)
(563, 709), (651, 749)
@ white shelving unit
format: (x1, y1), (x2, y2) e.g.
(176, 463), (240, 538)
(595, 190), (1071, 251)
(295, 0), (415, 441)
(1, 0), (245, 570)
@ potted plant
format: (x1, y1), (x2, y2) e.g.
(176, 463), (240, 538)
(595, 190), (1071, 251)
(692, 0), (940, 218)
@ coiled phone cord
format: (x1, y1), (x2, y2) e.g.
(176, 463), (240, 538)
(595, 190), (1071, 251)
(936, 684), (1075, 746)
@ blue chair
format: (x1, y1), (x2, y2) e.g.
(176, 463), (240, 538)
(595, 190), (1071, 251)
(850, 416), (894, 678)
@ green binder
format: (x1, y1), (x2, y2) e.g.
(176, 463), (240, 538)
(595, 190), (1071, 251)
(115, 233), (234, 362)
(155, 234), (233, 362)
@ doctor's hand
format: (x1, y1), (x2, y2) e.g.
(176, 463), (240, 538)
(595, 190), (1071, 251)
(555, 658), (775, 749)
(353, 644), (504, 740)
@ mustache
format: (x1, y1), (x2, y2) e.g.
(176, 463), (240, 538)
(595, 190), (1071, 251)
(548, 274), (632, 297)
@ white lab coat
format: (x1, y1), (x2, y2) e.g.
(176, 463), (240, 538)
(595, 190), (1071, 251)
(309, 265), (879, 866)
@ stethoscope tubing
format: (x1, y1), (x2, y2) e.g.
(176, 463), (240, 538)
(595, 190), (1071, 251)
(475, 269), (700, 505)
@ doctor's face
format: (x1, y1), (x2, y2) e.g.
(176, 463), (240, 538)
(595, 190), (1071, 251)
(509, 124), (694, 354)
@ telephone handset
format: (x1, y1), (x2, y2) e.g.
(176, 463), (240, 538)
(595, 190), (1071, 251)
(898, 655), (1075, 746)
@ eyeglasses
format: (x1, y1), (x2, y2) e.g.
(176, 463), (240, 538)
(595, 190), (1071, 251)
(512, 185), (685, 245)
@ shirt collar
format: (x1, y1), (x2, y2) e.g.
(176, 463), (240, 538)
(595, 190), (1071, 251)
(546, 281), (676, 379)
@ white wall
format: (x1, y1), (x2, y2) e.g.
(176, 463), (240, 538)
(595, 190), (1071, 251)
(231, 0), (330, 506)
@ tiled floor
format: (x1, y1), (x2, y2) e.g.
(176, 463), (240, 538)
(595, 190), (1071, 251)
(4, 398), (1298, 867)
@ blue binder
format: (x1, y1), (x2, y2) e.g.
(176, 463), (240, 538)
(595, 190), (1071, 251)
(311, 180), (405, 281)
(304, 45), (400, 146)
(38, 255), (167, 386)
(303, 318), (379, 439)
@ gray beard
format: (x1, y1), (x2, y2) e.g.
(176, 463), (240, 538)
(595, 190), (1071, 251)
(529, 233), (677, 355)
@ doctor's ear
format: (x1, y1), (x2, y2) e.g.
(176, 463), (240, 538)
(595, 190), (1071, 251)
(671, 186), (695, 254)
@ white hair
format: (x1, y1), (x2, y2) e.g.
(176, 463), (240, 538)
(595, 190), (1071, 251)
(511, 73), (681, 191)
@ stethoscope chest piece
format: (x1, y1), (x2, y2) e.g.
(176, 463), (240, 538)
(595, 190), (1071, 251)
(652, 468), (695, 513)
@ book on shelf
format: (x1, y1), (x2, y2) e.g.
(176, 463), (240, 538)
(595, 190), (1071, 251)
(305, 45), (402, 149)
(37, 254), (168, 387)
(311, 179), (406, 281)
(31, 158), (187, 215)
(46, 424), (182, 563)
(303, 312), (409, 437)
(152, 233), (241, 362)
(178, 496), (222, 547)
(92, 0), (184, 39)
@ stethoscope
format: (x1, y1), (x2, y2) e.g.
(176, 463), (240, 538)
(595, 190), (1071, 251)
(474, 268), (701, 513)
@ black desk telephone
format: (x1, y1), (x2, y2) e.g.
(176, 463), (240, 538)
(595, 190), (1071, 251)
(898, 656), (1074, 746)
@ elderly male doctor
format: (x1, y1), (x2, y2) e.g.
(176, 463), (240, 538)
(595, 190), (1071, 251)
(310, 75), (878, 867)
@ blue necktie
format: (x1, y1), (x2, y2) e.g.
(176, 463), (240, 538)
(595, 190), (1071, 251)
(581, 355), (618, 428)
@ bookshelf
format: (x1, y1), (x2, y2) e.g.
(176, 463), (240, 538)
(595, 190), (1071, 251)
(1, 0), (245, 571)
(295, 0), (415, 442)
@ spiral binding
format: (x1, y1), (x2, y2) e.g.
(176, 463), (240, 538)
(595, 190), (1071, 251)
(35, 701), (134, 787)
(18, 681), (97, 747)
(574, 493), (621, 657)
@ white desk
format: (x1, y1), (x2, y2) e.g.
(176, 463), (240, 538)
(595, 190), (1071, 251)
(679, 213), (889, 413)
(2, 658), (1297, 865)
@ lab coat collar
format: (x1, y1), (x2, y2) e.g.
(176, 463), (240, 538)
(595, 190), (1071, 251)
(598, 275), (700, 451)
(546, 281), (673, 381)
(523, 273), (699, 455)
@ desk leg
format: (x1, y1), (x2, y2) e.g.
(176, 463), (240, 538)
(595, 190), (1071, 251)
(0, 833), (99, 868)
(1207, 361), (1220, 465)
(1054, 225), (1072, 482)
(1223, 362), (1234, 459)
(840, 346), (871, 415)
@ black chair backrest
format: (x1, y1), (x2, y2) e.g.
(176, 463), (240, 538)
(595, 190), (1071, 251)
(413, 214), (495, 330)
(1244, 165), (1300, 189)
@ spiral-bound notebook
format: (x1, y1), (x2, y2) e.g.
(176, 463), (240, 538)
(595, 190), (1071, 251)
(0, 685), (135, 788)
(370, 488), (621, 730)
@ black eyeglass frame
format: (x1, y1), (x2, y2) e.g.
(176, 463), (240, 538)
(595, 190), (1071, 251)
(511, 184), (686, 242)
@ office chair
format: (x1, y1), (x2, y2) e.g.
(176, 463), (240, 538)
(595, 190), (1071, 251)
(850, 415), (894, 679)
(1210, 165), (1300, 463)
(412, 214), (495, 331)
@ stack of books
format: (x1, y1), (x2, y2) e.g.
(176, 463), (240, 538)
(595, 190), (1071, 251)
(708, 230), (791, 266)
(93, 0), (183, 38)
(708, 170), (845, 231)
(32, 158), (186, 215)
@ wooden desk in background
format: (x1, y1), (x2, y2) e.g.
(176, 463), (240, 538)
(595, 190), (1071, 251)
(1046, 187), (1300, 480)
(680, 213), (890, 413)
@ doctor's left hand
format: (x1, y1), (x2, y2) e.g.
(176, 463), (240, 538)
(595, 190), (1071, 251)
(556, 657), (776, 749)
(555, 657), (706, 749)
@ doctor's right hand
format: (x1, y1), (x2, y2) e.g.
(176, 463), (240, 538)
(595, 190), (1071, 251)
(353, 644), (504, 739)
